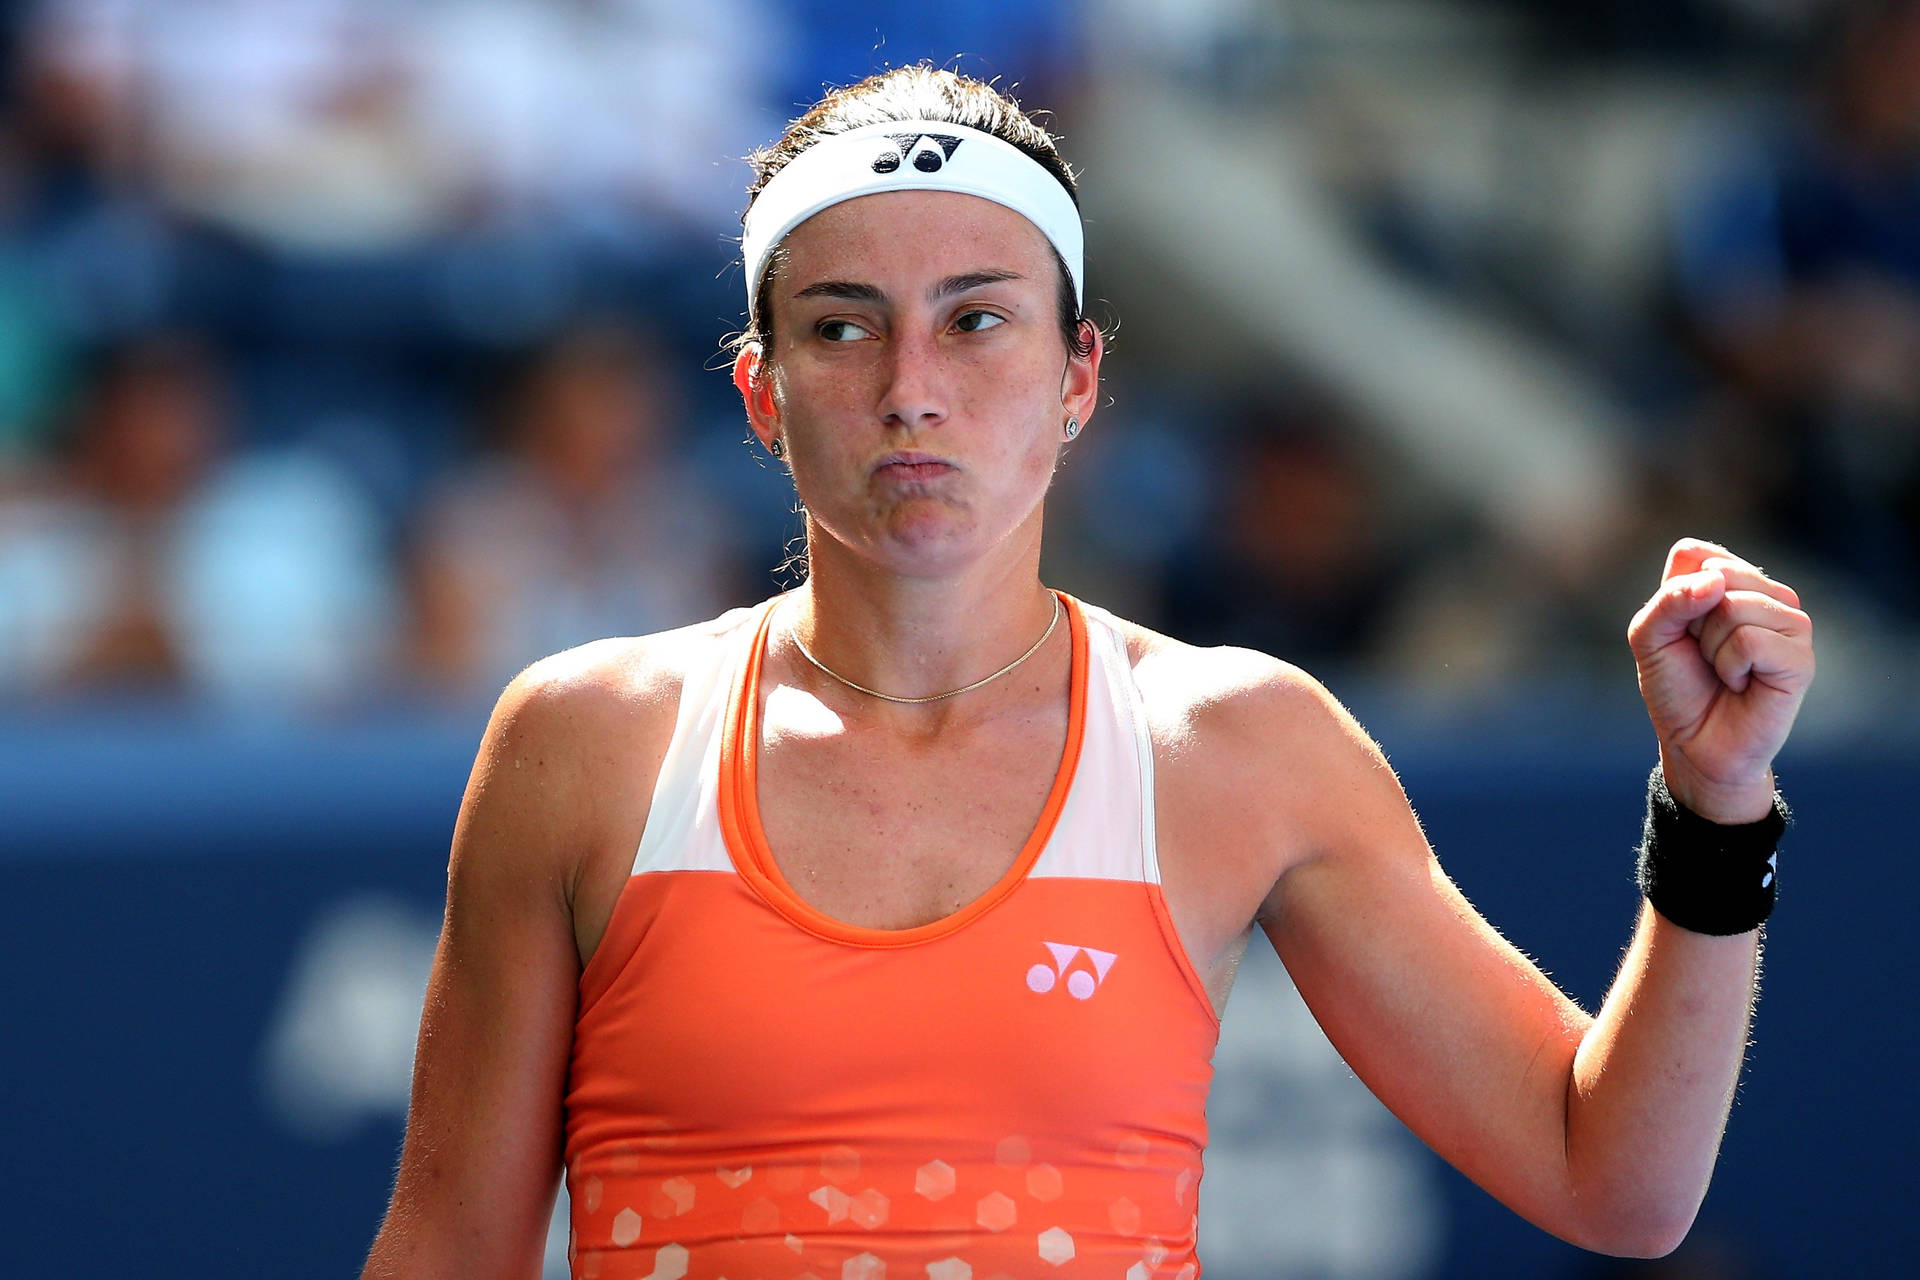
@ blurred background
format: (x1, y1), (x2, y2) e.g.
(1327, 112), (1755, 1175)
(1, 0), (1914, 1275)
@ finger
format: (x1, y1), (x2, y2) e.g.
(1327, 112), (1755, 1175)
(1695, 590), (1813, 669)
(1629, 567), (1729, 659)
(1700, 556), (1801, 609)
(1662, 537), (1739, 584)
(1709, 622), (1816, 696)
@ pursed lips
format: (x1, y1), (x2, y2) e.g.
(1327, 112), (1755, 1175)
(873, 451), (957, 482)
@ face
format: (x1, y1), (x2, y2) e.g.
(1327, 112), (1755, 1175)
(734, 190), (1100, 579)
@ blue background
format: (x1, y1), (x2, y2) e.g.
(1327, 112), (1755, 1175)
(4, 713), (1908, 1278)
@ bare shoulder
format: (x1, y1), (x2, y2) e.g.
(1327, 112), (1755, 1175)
(1096, 611), (1414, 916)
(453, 607), (761, 953)
(485, 608), (750, 760)
(1100, 612), (1382, 776)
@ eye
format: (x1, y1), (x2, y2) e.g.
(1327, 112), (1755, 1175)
(953, 309), (1006, 334)
(817, 318), (874, 343)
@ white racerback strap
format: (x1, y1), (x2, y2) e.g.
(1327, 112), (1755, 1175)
(627, 606), (767, 877)
(1030, 604), (1160, 887)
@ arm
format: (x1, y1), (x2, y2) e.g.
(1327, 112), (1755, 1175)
(1245, 538), (1810, 1256)
(361, 645), (669, 1279)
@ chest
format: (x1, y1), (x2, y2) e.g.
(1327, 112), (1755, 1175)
(753, 688), (1068, 930)
(747, 695), (1274, 1020)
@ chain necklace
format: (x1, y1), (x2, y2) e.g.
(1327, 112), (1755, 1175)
(787, 594), (1062, 705)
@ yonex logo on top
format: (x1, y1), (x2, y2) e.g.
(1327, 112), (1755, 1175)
(871, 133), (964, 175)
(1027, 942), (1117, 999)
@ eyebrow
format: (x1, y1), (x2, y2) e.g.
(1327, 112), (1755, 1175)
(789, 269), (1026, 307)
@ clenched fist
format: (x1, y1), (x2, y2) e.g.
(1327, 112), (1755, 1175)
(1627, 538), (1816, 824)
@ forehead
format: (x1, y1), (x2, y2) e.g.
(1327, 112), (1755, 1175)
(769, 190), (1060, 298)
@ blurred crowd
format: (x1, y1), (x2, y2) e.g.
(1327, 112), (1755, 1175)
(0, 0), (1914, 720)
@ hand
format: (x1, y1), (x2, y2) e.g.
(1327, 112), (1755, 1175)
(1626, 538), (1815, 822)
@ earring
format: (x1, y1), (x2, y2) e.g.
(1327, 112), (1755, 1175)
(1064, 417), (1081, 441)
(769, 437), (785, 458)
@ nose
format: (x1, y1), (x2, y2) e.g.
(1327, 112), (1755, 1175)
(876, 327), (948, 432)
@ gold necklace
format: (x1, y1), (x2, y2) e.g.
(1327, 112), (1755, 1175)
(788, 594), (1062, 705)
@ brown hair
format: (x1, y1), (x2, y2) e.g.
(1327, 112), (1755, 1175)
(739, 65), (1097, 361)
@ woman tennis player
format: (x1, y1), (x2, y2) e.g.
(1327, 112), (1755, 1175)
(362, 67), (1814, 1279)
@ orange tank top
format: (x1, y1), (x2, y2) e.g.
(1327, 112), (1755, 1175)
(564, 593), (1221, 1279)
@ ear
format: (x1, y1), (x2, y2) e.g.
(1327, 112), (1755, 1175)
(1060, 323), (1103, 434)
(733, 343), (781, 449)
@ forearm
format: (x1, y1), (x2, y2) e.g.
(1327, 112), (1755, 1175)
(1565, 900), (1759, 1256)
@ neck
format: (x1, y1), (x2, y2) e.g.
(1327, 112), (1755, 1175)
(783, 518), (1060, 714)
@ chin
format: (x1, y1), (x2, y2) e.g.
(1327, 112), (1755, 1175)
(874, 523), (983, 575)
(838, 506), (986, 575)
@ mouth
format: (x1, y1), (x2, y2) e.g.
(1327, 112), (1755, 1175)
(872, 451), (957, 483)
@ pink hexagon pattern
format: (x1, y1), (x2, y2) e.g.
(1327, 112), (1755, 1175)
(610, 1207), (643, 1248)
(810, 1185), (853, 1224)
(914, 1159), (956, 1201)
(644, 1242), (688, 1280)
(1037, 1228), (1075, 1266)
(843, 1251), (885, 1280)
(660, 1177), (695, 1216)
(975, 1191), (1017, 1233)
(1108, 1196), (1141, 1237)
(925, 1259), (972, 1280)
(1026, 1164), (1063, 1202)
(741, 1197), (779, 1236)
(1142, 1237), (1170, 1269)
(850, 1188), (890, 1230)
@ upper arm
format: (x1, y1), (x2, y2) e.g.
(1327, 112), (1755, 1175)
(1213, 668), (1601, 1246)
(363, 646), (674, 1279)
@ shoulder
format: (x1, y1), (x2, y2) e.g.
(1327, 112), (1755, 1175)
(1090, 607), (1410, 884)
(1093, 608), (1378, 768)
(488, 606), (757, 748)
(455, 606), (761, 882)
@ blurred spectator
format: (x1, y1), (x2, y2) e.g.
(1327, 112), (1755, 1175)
(1670, 0), (1920, 613)
(409, 320), (748, 698)
(1162, 396), (1408, 671)
(18, 0), (784, 255)
(0, 331), (397, 704)
(411, 0), (783, 239)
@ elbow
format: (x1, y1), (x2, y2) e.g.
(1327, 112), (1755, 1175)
(1562, 1197), (1700, 1259)
(1584, 1223), (1693, 1260)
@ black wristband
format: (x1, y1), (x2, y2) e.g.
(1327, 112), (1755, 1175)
(1636, 765), (1789, 936)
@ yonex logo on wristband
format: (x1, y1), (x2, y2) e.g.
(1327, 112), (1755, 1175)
(1027, 942), (1117, 999)
(872, 134), (963, 175)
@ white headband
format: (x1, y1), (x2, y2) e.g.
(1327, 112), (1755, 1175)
(741, 120), (1084, 320)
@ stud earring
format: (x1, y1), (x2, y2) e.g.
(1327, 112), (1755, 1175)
(769, 437), (785, 458)
(1064, 417), (1081, 441)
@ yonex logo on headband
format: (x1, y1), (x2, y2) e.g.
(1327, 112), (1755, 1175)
(872, 134), (964, 174)
(741, 120), (1085, 320)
